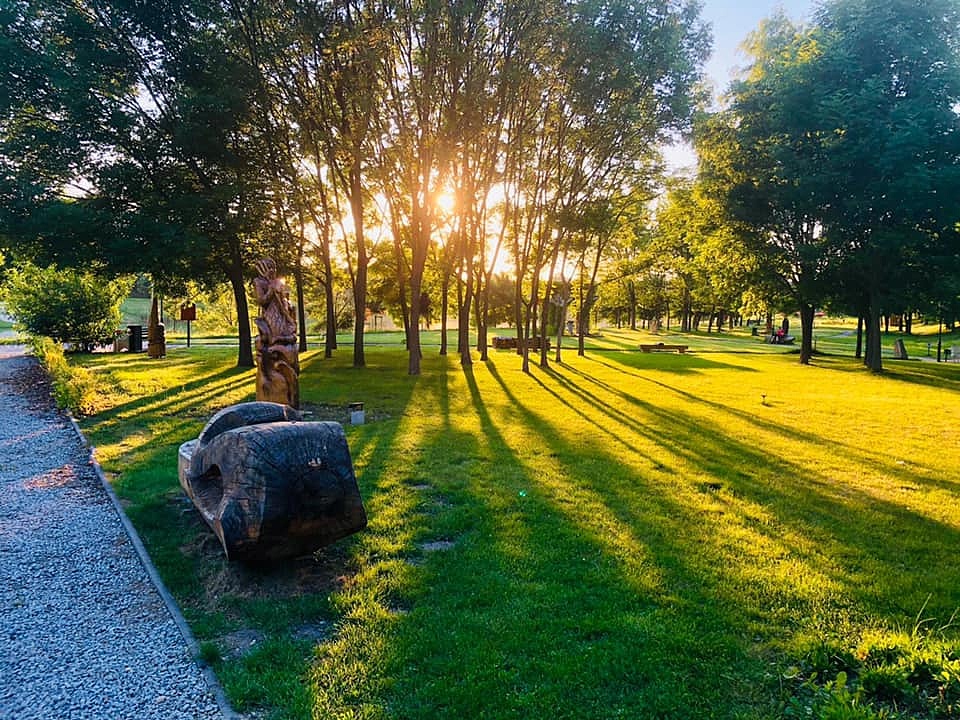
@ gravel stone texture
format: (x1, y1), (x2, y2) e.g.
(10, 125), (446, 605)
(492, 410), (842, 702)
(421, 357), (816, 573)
(0, 346), (225, 720)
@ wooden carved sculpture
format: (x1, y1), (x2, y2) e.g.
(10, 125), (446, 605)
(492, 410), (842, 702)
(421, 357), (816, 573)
(254, 258), (299, 407)
(178, 402), (367, 563)
(147, 296), (166, 358)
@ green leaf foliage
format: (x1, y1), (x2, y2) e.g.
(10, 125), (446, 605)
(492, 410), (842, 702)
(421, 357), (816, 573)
(699, 0), (960, 370)
(2, 263), (131, 352)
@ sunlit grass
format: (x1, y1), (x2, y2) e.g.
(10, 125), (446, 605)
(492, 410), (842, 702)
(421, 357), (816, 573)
(72, 330), (960, 719)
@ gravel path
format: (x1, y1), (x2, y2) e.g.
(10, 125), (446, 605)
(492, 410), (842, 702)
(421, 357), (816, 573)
(0, 346), (227, 720)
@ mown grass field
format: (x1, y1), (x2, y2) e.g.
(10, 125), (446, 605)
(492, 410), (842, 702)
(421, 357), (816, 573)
(73, 327), (960, 719)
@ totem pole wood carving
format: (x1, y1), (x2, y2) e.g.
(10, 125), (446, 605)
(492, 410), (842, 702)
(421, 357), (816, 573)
(254, 258), (299, 408)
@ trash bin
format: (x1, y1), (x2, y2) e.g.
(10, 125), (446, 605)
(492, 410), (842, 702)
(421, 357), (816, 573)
(128, 325), (144, 353)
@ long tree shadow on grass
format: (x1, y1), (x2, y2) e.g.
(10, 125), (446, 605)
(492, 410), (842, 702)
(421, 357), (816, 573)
(79, 351), (254, 432)
(568, 348), (760, 374)
(821, 354), (960, 391)
(503, 360), (960, 625)
(364, 365), (786, 719)
(78, 347), (429, 718)
(574, 356), (954, 496)
(488, 360), (958, 676)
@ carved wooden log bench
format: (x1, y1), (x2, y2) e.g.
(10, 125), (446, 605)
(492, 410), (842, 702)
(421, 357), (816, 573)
(178, 402), (367, 563)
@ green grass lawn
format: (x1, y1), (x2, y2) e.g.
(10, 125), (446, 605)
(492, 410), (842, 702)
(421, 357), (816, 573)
(73, 328), (960, 719)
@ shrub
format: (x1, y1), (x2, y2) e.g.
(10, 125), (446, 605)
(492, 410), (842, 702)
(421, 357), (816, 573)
(1, 263), (131, 352)
(29, 336), (102, 416)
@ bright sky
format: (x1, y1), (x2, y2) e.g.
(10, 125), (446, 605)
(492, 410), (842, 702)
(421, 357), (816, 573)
(664, 0), (816, 172)
(704, 0), (816, 92)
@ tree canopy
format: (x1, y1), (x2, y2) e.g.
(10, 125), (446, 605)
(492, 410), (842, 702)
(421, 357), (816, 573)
(696, 0), (960, 369)
(1, 0), (711, 373)
(3, 0), (959, 373)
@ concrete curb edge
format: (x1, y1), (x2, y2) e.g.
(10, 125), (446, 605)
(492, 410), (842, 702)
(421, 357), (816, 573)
(65, 413), (239, 720)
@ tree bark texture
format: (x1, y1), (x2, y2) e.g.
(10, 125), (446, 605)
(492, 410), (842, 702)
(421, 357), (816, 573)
(228, 254), (254, 368)
(799, 303), (815, 365)
(864, 298), (883, 371)
(350, 166), (367, 369)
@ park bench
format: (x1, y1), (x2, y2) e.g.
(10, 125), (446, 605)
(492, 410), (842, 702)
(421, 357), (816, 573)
(640, 343), (688, 354)
(492, 336), (551, 351)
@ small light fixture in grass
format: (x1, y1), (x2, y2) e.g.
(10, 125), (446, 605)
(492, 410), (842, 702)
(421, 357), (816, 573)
(349, 402), (365, 425)
(761, 393), (767, 405)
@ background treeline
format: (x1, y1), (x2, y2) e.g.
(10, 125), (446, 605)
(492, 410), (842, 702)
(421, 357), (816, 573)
(2, 0), (959, 373)
(0, 0), (709, 373)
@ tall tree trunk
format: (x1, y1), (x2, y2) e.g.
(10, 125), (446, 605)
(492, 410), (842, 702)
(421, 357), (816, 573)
(350, 165), (366, 368)
(228, 250), (254, 368)
(855, 315), (864, 359)
(408, 203), (429, 375)
(456, 274), (465, 355)
(478, 276), (490, 362)
(864, 298), (883, 372)
(323, 252), (337, 359)
(522, 293), (537, 374)
(556, 301), (566, 364)
(540, 247), (562, 369)
(514, 282), (526, 356)
(538, 283), (552, 369)
(353, 260), (367, 367)
(294, 263), (308, 353)
(439, 273), (449, 356)
(799, 302), (815, 365)
(459, 264), (474, 367)
(408, 273), (423, 374)
(473, 278), (485, 357)
(577, 285), (595, 358)
(311, 189), (337, 359)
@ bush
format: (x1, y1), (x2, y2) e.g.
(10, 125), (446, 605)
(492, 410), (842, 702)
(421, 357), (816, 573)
(1, 264), (131, 352)
(29, 336), (102, 416)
